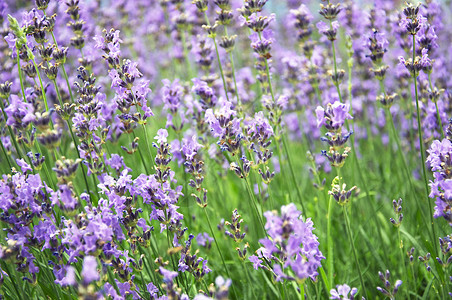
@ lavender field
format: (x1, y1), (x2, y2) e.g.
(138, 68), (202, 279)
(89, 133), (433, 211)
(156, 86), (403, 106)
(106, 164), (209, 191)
(0, 0), (451, 299)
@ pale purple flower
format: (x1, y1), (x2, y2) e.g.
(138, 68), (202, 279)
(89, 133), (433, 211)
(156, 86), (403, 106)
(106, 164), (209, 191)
(330, 284), (358, 300)
(81, 256), (99, 284)
(316, 101), (353, 131)
(159, 267), (178, 283)
(250, 203), (324, 281)
(155, 128), (168, 144)
(16, 159), (32, 173)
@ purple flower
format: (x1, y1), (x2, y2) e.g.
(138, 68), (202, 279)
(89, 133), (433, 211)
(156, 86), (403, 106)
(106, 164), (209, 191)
(316, 101), (353, 131)
(147, 282), (158, 298)
(81, 256), (99, 284)
(245, 111), (274, 137)
(162, 79), (183, 114)
(155, 129), (168, 144)
(16, 159), (32, 173)
(248, 255), (263, 270)
(196, 232), (213, 248)
(317, 21), (340, 34)
(192, 78), (217, 108)
(427, 137), (452, 225)
(159, 267), (178, 283)
(182, 136), (203, 161)
(4, 33), (17, 54)
(205, 101), (240, 138)
(420, 48), (432, 71)
(57, 266), (76, 286)
(5, 95), (35, 130)
(251, 203), (324, 281)
(330, 284), (358, 300)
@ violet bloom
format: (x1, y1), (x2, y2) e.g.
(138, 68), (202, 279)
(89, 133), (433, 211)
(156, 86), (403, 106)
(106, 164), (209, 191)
(16, 159), (32, 173)
(162, 79), (183, 114)
(81, 256), (99, 284)
(249, 203), (324, 282)
(192, 78), (217, 109)
(196, 232), (213, 249)
(426, 136), (452, 225)
(5, 95), (35, 130)
(178, 234), (211, 280)
(205, 100), (242, 154)
(316, 101), (353, 131)
(159, 267), (178, 283)
(376, 270), (402, 299)
(317, 101), (353, 167)
(56, 266), (76, 287)
(154, 128), (168, 144)
(330, 284), (358, 300)
(317, 20), (340, 41)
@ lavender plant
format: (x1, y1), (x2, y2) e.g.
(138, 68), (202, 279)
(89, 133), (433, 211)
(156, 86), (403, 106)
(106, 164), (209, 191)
(0, 0), (450, 299)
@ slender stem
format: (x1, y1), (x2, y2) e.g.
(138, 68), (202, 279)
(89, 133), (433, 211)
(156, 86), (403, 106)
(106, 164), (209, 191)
(141, 124), (155, 166)
(203, 12), (230, 102)
(131, 131), (150, 174)
(1, 262), (23, 299)
(244, 175), (267, 236)
(224, 27), (241, 108)
(241, 260), (257, 299)
(281, 134), (306, 213)
(326, 192), (334, 287)
(0, 138), (12, 170)
(397, 228), (409, 296)
(0, 97), (24, 162)
(411, 34), (437, 254)
(387, 108), (427, 225)
(202, 207), (238, 297)
(51, 79), (92, 196)
(256, 31), (299, 208)
(257, 32), (276, 103)
(427, 73), (444, 139)
(16, 48), (27, 104)
(300, 283), (305, 300)
(343, 205), (367, 297)
(26, 47), (50, 112)
(180, 30), (194, 80)
(236, 156), (267, 236)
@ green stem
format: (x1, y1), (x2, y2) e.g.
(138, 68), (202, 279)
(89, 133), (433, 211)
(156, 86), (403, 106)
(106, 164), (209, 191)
(180, 30), (194, 79)
(281, 134), (306, 213)
(224, 26), (241, 108)
(26, 47), (50, 112)
(141, 124), (155, 166)
(0, 137), (12, 170)
(203, 12), (230, 102)
(343, 205), (367, 297)
(131, 131), (150, 174)
(202, 207), (238, 297)
(51, 79), (92, 197)
(236, 156), (267, 237)
(427, 73), (444, 139)
(0, 97), (24, 163)
(300, 282), (305, 300)
(411, 34), (437, 255)
(387, 108), (427, 225)
(397, 228), (409, 296)
(326, 192), (334, 287)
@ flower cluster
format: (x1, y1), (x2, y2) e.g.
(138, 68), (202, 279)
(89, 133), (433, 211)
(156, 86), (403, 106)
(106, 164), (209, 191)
(426, 135), (452, 225)
(316, 101), (353, 167)
(249, 203), (324, 282)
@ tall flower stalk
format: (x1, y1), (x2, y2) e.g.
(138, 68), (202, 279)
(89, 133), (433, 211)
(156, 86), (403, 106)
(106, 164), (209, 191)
(399, 2), (437, 254)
